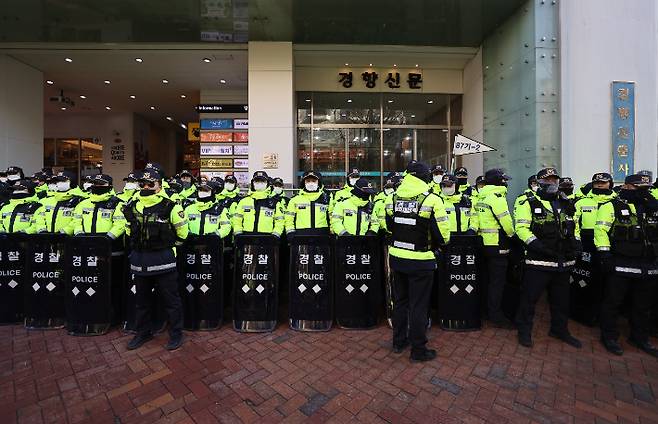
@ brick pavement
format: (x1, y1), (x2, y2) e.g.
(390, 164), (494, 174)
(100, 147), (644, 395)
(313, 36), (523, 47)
(2, 301), (658, 424)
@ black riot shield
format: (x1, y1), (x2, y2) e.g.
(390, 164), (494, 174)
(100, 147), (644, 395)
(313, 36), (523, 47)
(0, 234), (26, 324)
(334, 235), (382, 329)
(233, 234), (279, 332)
(179, 235), (224, 330)
(24, 234), (67, 329)
(383, 243), (394, 328)
(501, 236), (524, 321)
(438, 234), (482, 331)
(65, 235), (112, 335)
(569, 248), (599, 326)
(289, 235), (333, 331)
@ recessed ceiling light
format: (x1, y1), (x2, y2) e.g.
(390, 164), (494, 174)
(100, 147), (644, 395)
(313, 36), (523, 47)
(180, 94), (186, 98)
(149, 106), (155, 110)
(427, 100), (434, 104)
(64, 58), (72, 63)
(180, 123), (187, 129)
(60, 107), (66, 111)
(347, 99), (353, 103)
(410, 114), (416, 118)
(166, 116), (173, 121)
(387, 100), (394, 103)
(46, 80), (54, 85)
(369, 63), (373, 67)
(415, 64), (419, 68)
(304, 99), (311, 102)
(162, 79), (169, 84)
(393, 64), (397, 67)
(219, 79), (226, 84)
(129, 95), (136, 99)
(105, 106), (111, 110)
(203, 57), (211, 63)
(344, 63), (349, 66)
(135, 58), (143, 63)
(104, 80), (111, 84)
(79, 95), (86, 99)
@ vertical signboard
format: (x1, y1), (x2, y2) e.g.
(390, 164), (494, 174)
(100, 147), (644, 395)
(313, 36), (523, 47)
(611, 81), (635, 182)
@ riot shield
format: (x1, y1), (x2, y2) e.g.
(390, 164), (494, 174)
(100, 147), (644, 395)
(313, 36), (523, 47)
(501, 236), (524, 321)
(289, 235), (333, 331)
(569, 249), (599, 326)
(179, 235), (224, 330)
(24, 233), (67, 329)
(233, 234), (279, 332)
(65, 235), (112, 335)
(334, 235), (382, 329)
(0, 234), (26, 324)
(438, 235), (482, 331)
(383, 243), (394, 329)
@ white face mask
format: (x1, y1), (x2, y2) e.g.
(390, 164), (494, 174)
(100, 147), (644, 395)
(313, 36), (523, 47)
(441, 186), (456, 196)
(0, 177), (6, 183)
(47, 183), (57, 191)
(349, 177), (359, 186)
(124, 182), (137, 191)
(225, 182), (235, 191)
(531, 184), (539, 192)
(305, 182), (319, 192)
(273, 186), (283, 195)
(83, 182), (92, 190)
(253, 182), (268, 192)
(56, 181), (70, 192)
(433, 175), (443, 184)
(7, 174), (20, 181)
(13, 190), (28, 195)
(197, 190), (212, 199)
(384, 187), (394, 196)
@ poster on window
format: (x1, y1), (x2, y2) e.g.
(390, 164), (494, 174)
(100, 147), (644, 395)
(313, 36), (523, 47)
(200, 144), (233, 156)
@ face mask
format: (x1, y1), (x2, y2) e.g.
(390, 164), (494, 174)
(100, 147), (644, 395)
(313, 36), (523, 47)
(7, 174), (20, 181)
(561, 188), (574, 196)
(273, 186), (283, 195)
(124, 182), (137, 191)
(225, 183), (235, 191)
(441, 186), (456, 196)
(0, 177), (7, 183)
(384, 187), (394, 196)
(182, 181), (192, 189)
(48, 183), (57, 191)
(538, 182), (558, 197)
(253, 182), (268, 192)
(90, 186), (112, 195)
(305, 182), (319, 192)
(83, 182), (93, 190)
(531, 184), (539, 192)
(353, 189), (370, 200)
(56, 181), (70, 192)
(197, 190), (212, 199)
(140, 188), (156, 197)
(349, 177), (359, 186)
(592, 187), (612, 195)
(432, 175), (442, 184)
(457, 177), (468, 185)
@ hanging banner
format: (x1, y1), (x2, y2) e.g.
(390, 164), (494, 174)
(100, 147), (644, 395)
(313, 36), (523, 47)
(200, 132), (233, 142)
(453, 134), (496, 156)
(611, 81), (635, 182)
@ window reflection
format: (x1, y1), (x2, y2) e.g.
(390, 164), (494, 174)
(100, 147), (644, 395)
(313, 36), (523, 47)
(383, 129), (413, 176)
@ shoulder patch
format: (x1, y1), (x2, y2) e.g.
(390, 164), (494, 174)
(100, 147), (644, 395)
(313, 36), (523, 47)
(178, 210), (185, 219)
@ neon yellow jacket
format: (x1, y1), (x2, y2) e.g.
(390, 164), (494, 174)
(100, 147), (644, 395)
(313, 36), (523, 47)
(67, 192), (126, 240)
(285, 188), (331, 234)
(0, 195), (41, 233)
(32, 190), (86, 234)
(233, 189), (284, 237)
(439, 192), (473, 233)
(473, 185), (514, 250)
(594, 199), (635, 252)
(331, 195), (379, 236)
(220, 186), (242, 218)
(184, 199), (231, 238)
(372, 190), (391, 232)
(574, 191), (616, 239)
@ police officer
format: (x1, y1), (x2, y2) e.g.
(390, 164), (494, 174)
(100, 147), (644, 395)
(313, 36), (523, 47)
(179, 170), (197, 200)
(559, 177), (575, 199)
(164, 177), (184, 204)
(514, 168), (582, 348)
(29, 172), (50, 199)
(332, 168), (361, 207)
(285, 170), (332, 236)
(472, 168), (515, 328)
(454, 167), (473, 197)
(438, 174), (473, 234)
(33, 171), (85, 234)
(221, 174), (242, 218)
(513, 175), (539, 218)
(475, 175), (486, 192)
(185, 181), (231, 238)
(67, 174), (126, 245)
(6, 166), (24, 185)
(233, 171), (284, 237)
(210, 177), (226, 202)
(596, 173), (658, 357)
(117, 172), (139, 203)
(374, 172), (400, 233)
(0, 170), (10, 207)
(270, 177), (288, 209)
(0, 180), (40, 233)
(429, 164), (446, 194)
(331, 177), (378, 236)
(384, 161), (450, 362)
(123, 164), (188, 351)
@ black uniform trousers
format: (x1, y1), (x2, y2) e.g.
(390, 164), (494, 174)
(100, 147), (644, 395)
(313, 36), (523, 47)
(392, 270), (434, 352)
(516, 268), (570, 337)
(485, 255), (508, 322)
(135, 271), (183, 338)
(600, 273), (656, 343)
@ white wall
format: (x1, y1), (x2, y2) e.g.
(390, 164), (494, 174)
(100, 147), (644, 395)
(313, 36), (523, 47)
(461, 49), (484, 181)
(560, 0), (658, 183)
(0, 55), (43, 174)
(248, 42), (295, 184)
(44, 113), (134, 189)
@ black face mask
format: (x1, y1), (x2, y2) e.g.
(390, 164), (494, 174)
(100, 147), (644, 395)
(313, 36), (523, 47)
(561, 188), (574, 196)
(351, 188), (370, 200)
(140, 188), (156, 196)
(538, 183), (559, 199)
(591, 187), (612, 195)
(90, 186), (112, 195)
(619, 189), (641, 203)
(182, 181), (192, 189)
(457, 177), (468, 186)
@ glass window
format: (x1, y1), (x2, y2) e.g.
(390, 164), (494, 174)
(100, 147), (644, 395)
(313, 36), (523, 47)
(416, 129), (450, 170)
(313, 92), (380, 125)
(80, 138), (103, 177)
(297, 128), (311, 180)
(450, 95), (463, 126)
(312, 128), (347, 189)
(383, 93), (449, 126)
(348, 128), (380, 189)
(297, 92), (312, 125)
(383, 129), (413, 175)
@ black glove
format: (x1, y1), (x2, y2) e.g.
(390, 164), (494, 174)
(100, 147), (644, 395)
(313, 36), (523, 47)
(573, 239), (583, 256)
(599, 251), (614, 271)
(527, 239), (556, 258)
(366, 230), (377, 236)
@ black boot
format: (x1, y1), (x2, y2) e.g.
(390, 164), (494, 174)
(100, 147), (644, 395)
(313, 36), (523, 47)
(628, 338), (658, 358)
(392, 340), (410, 354)
(600, 337), (623, 356)
(165, 333), (184, 351)
(410, 348), (437, 363)
(549, 331), (582, 348)
(518, 332), (533, 348)
(127, 333), (153, 350)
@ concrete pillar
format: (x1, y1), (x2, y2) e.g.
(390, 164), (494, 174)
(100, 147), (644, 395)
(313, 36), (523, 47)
(248, 41), (295, 185)
(0, 54), (43, 173)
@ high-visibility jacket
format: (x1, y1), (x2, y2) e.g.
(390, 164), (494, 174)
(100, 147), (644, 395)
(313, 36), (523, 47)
(220, 187), (242, 218)
(573, 191), (616, 243)
(117, 189), (137, 203)
(184, 199), (231, 238)
(32, 190), (85, 234)
(372, 191), (390, 232)
(384, 174), (450, 261)
(331, 195), (379, 236)
(180, 185), (197, 200)
(0, 195), (41, 233)
(439, 192), (473, 234)
(285, 188), (331, 235)
(513, 189), (536, 218)
(332, 184), (353, 207)
(650, 187), (658, 201)
(472, 185), (514, 255)
(67, 192), (126, 241)
(515, 194), (578, 270)
(233, 189), (284, 237)
(34, 184), (48, 199)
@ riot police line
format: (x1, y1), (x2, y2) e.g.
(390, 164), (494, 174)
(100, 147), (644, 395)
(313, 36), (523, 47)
(1, 163), (658, 358)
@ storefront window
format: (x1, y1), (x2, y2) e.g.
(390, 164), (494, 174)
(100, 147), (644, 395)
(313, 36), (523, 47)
(43, 138), (103, 182)
(383, 129), (413, 176)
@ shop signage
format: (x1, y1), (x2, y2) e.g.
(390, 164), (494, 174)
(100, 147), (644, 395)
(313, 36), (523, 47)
(611, 81), (635, 181)
(338, 71), (422, 90)
(110, 138), (127, 163)
(262, 153), (279, 169)
(188, 122), (200, 141)
(200, 158), (233, 169)
(234, 119), (249, 129)
(200, 119), (233, 130)
(233, 132), (249, 142)
(233, 158), (249, 168)
(200, 132), (233, 142)
(195, 104), (249, 113)
(234, 145), (249, 155)
(200, 144), (233, 156)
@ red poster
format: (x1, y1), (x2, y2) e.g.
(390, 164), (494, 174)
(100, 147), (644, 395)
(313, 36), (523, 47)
(233, 132), (249, 142)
